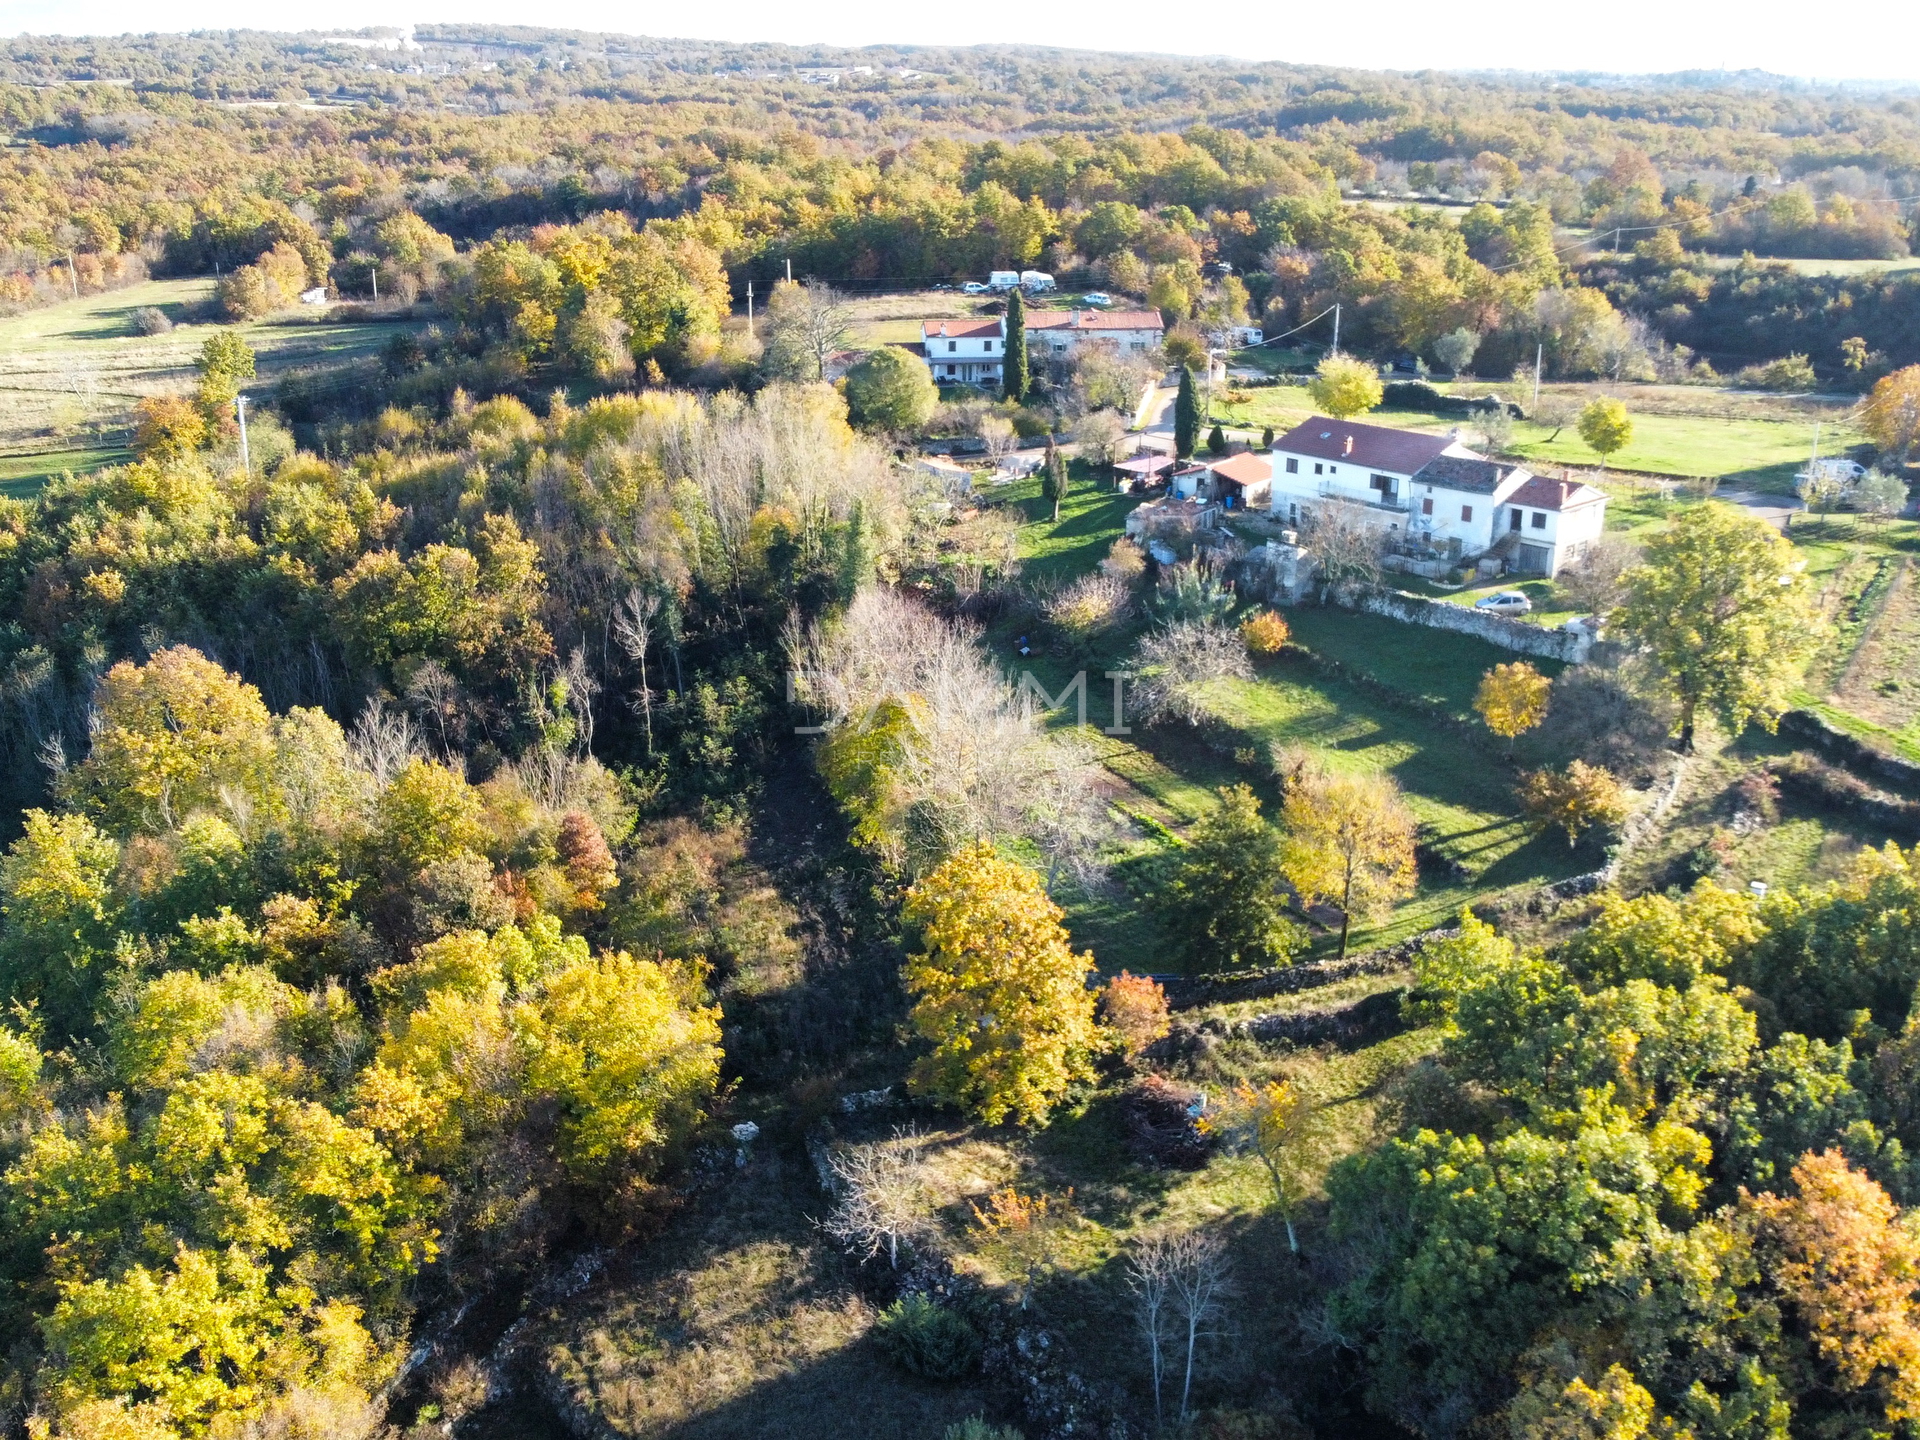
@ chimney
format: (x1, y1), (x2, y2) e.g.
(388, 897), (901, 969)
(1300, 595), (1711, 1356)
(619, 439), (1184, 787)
(1343, 435), (1354, 456)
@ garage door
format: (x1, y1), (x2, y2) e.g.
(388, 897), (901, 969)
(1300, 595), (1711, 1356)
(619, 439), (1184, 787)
(1514, 543), (1552, 575)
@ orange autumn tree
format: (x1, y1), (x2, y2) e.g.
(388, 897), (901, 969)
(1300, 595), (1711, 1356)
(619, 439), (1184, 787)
(1747, 1149), (1920, 1425)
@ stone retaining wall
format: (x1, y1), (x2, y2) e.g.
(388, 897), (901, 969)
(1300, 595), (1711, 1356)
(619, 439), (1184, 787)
(1777, 709), (1920, 797)
(1333, 583), (1592, 662)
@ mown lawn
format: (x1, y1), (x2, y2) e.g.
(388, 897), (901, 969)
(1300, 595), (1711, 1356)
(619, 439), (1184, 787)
(1505, 410), (1865, 488)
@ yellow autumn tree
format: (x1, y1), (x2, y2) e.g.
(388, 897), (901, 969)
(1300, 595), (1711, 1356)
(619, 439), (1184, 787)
(1281, 770), (1418, 957)
(1308, 354), (1384, 420)
(902, 842), (1097, 1126)
(1475, 661), (1553, 753)
(1215, 1079), (1324, 1252)
(71, 647), (278, 834)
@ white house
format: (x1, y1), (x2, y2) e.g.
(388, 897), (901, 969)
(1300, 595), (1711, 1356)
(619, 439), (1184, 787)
(920, 318), (1005, 387)
(1026, 309), (1165, 358)
(1270, 416), (1607, 577)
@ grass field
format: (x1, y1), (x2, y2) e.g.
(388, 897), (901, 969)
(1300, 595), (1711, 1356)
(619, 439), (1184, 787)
(987, 470), (1593, 970)
(0, 277), (421, 490)
(1205, 378), (1865, 489)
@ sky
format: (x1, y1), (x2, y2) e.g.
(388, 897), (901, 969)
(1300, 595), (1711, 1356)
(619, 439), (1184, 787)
(1, 0), (1916, 84)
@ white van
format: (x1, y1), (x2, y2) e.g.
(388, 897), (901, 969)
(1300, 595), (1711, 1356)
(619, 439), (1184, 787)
(987, 271), (1020, 291)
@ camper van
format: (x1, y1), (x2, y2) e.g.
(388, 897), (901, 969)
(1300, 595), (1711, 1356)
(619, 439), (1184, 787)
(987, 271), (1021, 291)
(1019, 270), (1056, 293)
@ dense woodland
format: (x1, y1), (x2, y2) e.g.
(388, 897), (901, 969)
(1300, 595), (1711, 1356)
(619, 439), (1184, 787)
(0, 26), (1918, 1440)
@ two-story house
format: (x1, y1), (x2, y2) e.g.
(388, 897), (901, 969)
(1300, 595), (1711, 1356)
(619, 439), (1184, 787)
(1270, 416), (1607, 576)
(1025, 309), (1166, 358)
(920, 318), (1005, 386)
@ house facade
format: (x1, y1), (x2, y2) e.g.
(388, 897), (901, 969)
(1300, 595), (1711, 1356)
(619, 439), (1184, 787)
(1026, 309), (1165, 358)
(920, 318), (1005, 386)
(1270, 416), (1607, 577)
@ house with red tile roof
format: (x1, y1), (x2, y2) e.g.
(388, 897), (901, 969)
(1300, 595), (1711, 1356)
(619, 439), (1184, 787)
(1270, 415), (1608, 576)
(920, 317), (1006, 386)
(1025, 309), (1165, 358)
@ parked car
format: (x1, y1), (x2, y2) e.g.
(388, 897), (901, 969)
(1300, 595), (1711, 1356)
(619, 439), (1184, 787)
(1082, 291), (1112, 305)
(1474, 591), (1533, 616)
(1795, 458), (1866, 484)
(962, 281), (989, 294)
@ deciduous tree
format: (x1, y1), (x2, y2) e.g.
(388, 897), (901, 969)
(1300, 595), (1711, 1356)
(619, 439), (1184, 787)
(1578, 398), (1633, 472)
(1281, 770), (1417, 957)
(1612, 503), (1820, 749)
(1308, 354), (1384, 420)
(902, 843), (1098, 1126)
(1475, 661), (1553, 753)
(843, 345), (938, 433)
(1859, 365), (1920, 465)
(1519, 760), (1631, 847)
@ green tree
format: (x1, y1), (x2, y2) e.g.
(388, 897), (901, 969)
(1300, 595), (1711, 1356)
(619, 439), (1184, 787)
(1003, 288), (1029, 403)
(1174, 366), (1199, 459)
(1206, 423), (1227, 456)
(1613, 503), (1820, 749)
(902, 842), (1098, 1126)
(1146, 784), (1304, 970)
(844, 346), (938, 432)
(1042, 440), (1069, 521)
(1578, 397), (1633, 472)
(1308, 353), (1384, 420)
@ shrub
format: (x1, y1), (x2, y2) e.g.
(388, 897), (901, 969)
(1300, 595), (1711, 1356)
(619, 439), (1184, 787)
(1518, 760), (1631, 847)
(945, 1420), (1024, 1440)
(1734, 353), (1818, 391)
(873, 1295), (982, 1379)
(131, 306), (171, 336)
(1044, 572), (1132, 646)
(1101, 971), (1171, 1056)
(1240, 610), (1290, 657)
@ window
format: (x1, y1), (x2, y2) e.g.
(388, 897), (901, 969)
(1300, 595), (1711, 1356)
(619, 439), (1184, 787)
(1461, 505), (1473, 522)
(1531, 511), (1547, 530)
(1285, 457), (1298, 474)
(948, 341), (957, 353)
(1314, 462), (1324, 475)
(1288, 502), (1298, 523)
(1421, 498), (1433, 516)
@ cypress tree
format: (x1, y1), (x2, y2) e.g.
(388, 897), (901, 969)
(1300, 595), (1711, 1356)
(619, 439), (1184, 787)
(1207, 424), (1227, 456)
(1174, 367), (1198, 459)
(1044, 440), (1069, 522)
(1003, 289), (1029, 403)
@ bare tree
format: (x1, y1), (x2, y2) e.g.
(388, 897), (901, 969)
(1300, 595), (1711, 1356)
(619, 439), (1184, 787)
(1556, 533), (1640, 616)
(349, 696), (424, 785)
(818, 1127), (928, 1269)
(1073, 408), (1130, 470)
(1168, 1230), (1232, 1421)
(1129, 620), (1252, 729)
(613, 588), (661, 757)
(404, 659), (462, 757)
(762, 278), (853, 382)
(1128, 1233), (1176, 1426)
(1130, 1230), (1233, 1423)
(1299, 500), (1384, 597)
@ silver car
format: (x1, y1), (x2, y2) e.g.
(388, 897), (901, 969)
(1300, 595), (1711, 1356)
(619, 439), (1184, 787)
(1474, 590), (1533, 616)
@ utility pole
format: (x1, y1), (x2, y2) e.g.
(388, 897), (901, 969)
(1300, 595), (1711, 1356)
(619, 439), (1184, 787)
(1533, 343), (1543, 410)
(746, 280), (754, 340)
(371, 268), (378, 303)
(65, 250), (79, 301)
(236, 394), (251, 479)
(1331, 302), (1340, 356)
(785, 257), (792, 283)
